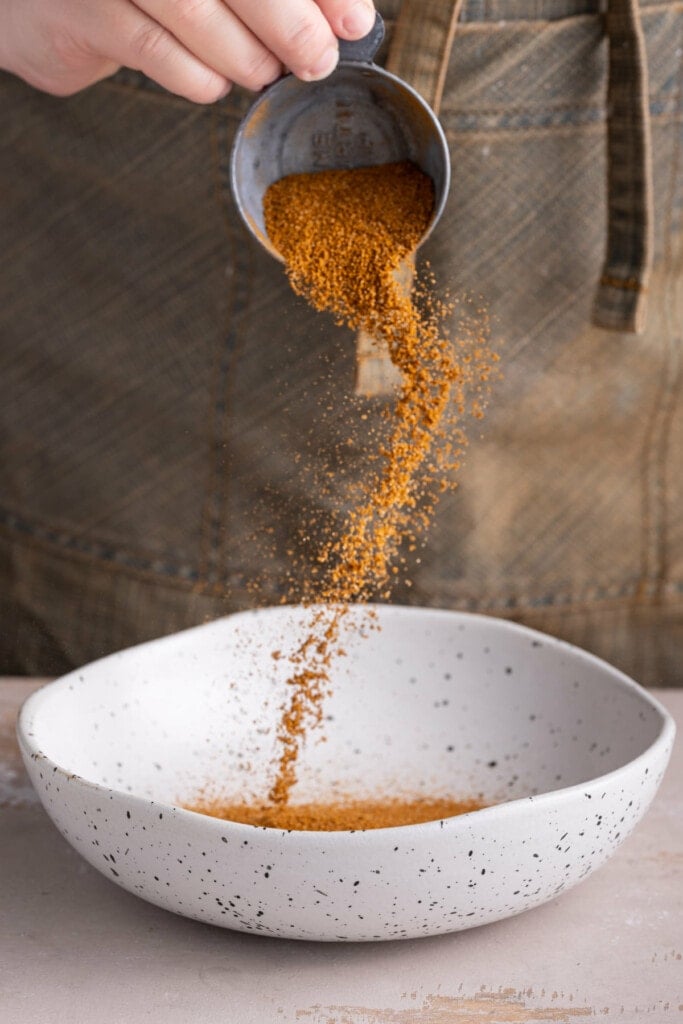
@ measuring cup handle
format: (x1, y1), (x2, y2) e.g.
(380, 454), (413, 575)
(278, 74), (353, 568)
(338, 11), (385, 64)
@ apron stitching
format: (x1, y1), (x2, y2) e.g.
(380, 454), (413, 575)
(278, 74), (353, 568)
(458, 2), (679, 22)
(442, 36), (683, 119)
(441, 106), (682, 137)
(0, 513), (201, 584)
(442, 111), (608, 131)
(445, 101), (608, 114)
(5, 510), (683, 611)
(405, 580), (683, 612)
(0, 504), (192, 569)
(7, 507), (683, 607)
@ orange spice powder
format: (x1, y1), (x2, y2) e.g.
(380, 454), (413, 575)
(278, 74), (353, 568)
(189, 795), (486, 832)
(262, 162), (497, 808)
(186, 161), (498, 829)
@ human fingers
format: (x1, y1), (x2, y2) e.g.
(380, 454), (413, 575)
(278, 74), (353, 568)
(0, 0), (119, 96)
(134, 0), (282, 92)
(87, 0), (231, 103)
(226, 0), (367, 81)
(313, 0), (376, 41)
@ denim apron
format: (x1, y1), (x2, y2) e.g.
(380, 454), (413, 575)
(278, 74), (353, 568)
(1, 0), (682, 685)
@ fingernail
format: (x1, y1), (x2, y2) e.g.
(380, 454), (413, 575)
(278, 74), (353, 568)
(217, 81), (232, 99)
(302, 45), (339, 81)
(342, 2), (376, 38)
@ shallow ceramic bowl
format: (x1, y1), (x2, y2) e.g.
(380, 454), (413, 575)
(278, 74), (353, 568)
(17, 605), (674, 942)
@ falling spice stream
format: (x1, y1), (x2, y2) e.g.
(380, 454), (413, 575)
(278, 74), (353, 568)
(189, 161), (498, 829)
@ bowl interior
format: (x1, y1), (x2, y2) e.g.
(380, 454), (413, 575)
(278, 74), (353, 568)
(21, 606), (667, 815)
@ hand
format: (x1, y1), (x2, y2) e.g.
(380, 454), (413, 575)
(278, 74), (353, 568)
(0, 0), (376, 103)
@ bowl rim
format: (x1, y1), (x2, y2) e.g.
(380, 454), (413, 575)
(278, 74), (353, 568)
(16, 605), (677, 840)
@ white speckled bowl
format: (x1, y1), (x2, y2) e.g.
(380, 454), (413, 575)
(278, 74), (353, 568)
(17, 605), (674, 942)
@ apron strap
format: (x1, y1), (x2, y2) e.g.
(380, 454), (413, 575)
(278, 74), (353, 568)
(355, 0), (463, 396)
(356, 0), (654, 394)
(385, 0), (466, 114)
(593, 0), (654, 333)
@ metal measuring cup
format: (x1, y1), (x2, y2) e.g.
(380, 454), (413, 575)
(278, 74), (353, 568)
(230, 13), (451, 261)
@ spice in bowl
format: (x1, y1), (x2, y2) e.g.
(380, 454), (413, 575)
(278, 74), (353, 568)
(187, 795), (486, 832)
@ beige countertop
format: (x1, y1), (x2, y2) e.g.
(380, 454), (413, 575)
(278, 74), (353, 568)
(1, 678), (681, 1024)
